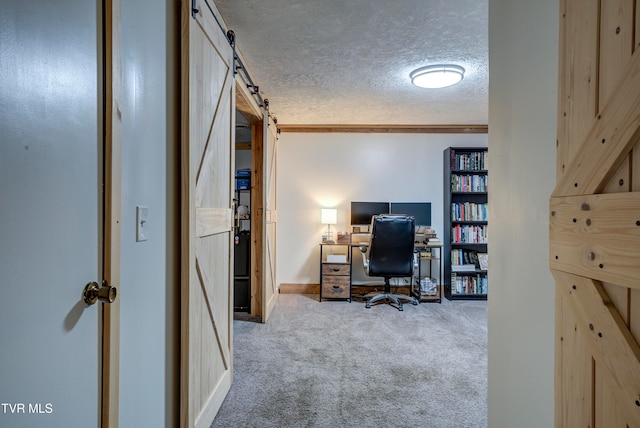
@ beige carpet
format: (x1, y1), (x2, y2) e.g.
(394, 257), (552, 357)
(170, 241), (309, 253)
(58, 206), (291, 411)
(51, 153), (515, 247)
(211, 294), (487, 428)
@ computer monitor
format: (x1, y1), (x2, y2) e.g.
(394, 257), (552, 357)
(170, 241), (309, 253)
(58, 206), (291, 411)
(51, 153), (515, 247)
(390, 202), (432, 226)
(350, 201), (390, 226)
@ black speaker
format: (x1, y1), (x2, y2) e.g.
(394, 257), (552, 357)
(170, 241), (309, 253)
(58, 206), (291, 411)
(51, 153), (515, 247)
(234, 231), (250, 276)
(234, 278), (250, 311)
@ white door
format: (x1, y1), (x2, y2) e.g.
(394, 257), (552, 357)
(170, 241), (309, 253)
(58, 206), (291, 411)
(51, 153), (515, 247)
(0, 1), (102, 426)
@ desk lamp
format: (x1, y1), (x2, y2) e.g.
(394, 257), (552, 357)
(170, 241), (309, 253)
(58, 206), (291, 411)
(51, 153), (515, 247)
(321, 208), (337, 243)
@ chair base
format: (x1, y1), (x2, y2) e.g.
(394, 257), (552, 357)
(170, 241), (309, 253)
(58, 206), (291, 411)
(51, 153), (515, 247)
(365, 292), (418, 311)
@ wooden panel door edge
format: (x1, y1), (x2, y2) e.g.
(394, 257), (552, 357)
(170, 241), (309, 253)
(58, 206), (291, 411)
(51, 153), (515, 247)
(179, 2), (193, 425)
(102, 0), (122, 426)
(250, 121), (264, 318)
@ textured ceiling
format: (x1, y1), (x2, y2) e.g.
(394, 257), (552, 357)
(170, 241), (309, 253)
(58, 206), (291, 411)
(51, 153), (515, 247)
(214, 0), (488, 126)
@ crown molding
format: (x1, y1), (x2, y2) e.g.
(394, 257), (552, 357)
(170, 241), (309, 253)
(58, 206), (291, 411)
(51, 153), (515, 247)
(277, 124), (488, 134)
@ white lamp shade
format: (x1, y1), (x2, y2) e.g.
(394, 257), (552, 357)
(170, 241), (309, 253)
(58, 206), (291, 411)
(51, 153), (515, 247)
(321, 208), (337, 225)
(237, 205), (249, 216)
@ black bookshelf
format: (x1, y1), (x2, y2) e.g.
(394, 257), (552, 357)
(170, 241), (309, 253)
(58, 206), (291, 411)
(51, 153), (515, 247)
(443, 147), (488, 300)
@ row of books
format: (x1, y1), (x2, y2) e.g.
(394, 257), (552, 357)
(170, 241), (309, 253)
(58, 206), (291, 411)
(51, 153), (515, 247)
(452, 249), (479, 267)
(450, 150), (487, 171)
(451, 273), (488, 295)
(452, 225), (488, 244)
(451, 174), (488, 192)
(451, 202), (488, 222)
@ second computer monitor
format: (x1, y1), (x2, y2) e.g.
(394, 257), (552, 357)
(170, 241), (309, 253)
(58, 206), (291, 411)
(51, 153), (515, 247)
(390, 202), (432, 226)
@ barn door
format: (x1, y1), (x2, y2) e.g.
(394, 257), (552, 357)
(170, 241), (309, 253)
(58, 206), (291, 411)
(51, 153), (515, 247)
(552, 1), (640, 426)
(249, 112), (278, 322)
(181, 0), (235, 426)
(262, 116), (278, 321)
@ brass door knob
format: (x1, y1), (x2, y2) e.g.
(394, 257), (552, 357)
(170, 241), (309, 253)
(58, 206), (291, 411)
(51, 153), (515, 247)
(83, 280), (117, 305)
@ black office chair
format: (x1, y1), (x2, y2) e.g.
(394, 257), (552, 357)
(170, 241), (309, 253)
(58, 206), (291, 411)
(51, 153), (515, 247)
(361, 214), (419, 311)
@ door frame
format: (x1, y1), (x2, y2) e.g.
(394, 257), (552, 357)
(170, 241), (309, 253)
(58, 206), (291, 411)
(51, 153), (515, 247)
(235, 80), (267, 320)
(235, 80), (278, 322)
(101, 0), (122, 425)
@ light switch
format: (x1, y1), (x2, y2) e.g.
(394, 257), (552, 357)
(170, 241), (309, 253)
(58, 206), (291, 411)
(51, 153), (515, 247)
(136, 206), (148, 242)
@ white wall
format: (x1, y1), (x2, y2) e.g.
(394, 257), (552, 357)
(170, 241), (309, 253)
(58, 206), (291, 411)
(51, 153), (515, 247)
(488, 0), (557, 427)
(119, 1), (179, 427)
(276, 133), (487, 286)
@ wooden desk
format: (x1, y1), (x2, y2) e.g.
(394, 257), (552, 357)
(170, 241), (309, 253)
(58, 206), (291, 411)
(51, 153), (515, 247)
(353, 240), (442, 303)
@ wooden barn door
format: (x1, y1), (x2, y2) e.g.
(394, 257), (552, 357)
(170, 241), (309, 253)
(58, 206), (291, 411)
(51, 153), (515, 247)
(262, 116), (278, 321)
(552, 1), (640, 426)
(250, 113), (278, 322)
(181, 0), (235, 426)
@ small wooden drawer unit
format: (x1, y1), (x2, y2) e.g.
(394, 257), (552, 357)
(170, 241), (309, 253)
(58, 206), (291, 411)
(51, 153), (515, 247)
(321, 264), (351, 299)
(319, 243), (351, 301)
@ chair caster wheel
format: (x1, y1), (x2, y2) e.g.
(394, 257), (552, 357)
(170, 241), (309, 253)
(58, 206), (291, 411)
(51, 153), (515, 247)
(412, 300), (418, 305)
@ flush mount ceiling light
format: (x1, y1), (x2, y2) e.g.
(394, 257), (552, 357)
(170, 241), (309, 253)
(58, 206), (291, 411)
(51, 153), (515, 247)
(411, 64), (465, 89)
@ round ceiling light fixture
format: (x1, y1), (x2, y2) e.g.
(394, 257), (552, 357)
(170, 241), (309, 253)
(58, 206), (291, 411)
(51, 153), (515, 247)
(411, 64), (465, 89)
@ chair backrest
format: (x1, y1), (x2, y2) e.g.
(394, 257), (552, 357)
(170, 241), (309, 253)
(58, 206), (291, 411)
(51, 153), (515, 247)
(366, 214), (415, 277)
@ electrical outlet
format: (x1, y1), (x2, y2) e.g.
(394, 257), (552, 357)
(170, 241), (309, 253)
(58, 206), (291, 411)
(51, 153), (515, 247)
(136, 206), (148, 242)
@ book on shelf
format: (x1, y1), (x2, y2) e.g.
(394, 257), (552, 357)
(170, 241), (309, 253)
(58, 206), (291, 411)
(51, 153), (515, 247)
(451, 202), (488, 222)
(451, 174), (488, 192)
(452, 224), (488, 244)
(477, 253), (488, 270)
(426, 237), (441, 246)
(452, 264), (477, 272)
(450, 150), (487, 171)
(451, 272), (488, 295)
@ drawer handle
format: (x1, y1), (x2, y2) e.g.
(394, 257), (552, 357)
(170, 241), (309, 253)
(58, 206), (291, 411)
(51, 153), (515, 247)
(331, 268), (340, 272)
(332, 285), (341, 289)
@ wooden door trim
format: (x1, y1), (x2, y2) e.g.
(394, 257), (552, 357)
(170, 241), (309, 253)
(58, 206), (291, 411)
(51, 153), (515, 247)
(234, 78), (266, 319)
(251, 121), (264, 318)
(277, 124), (488, 134)
(236, 79), (262, 123)
(102, 0), (122, 426)
(180, 3), (193, 424)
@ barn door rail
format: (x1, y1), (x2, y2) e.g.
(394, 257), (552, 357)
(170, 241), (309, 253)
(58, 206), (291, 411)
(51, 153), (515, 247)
(192, 0), (274, 118)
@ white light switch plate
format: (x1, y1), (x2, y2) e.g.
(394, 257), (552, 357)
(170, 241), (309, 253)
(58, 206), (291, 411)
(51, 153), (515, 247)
(136, 206), (148, 242)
